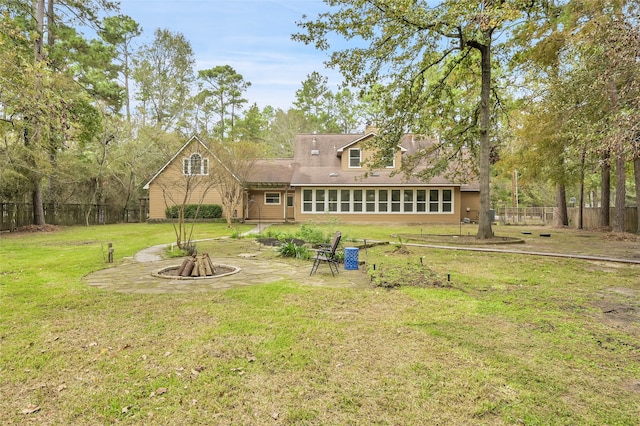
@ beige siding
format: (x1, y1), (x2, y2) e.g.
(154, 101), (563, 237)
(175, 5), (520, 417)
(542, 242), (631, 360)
(147, 136), (480, 224)
(246, 190), (290, 221)
(147, 145), (227, 219)
(460, 192), (480, 222)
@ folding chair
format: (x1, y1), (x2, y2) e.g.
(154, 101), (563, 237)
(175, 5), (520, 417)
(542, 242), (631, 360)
(310, 231), (341, 276)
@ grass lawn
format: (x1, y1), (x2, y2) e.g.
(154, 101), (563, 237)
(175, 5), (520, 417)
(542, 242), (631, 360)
(1, 222), (639, 425)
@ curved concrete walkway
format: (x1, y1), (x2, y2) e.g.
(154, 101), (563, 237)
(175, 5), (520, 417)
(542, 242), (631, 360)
(404, 243), (640, 265)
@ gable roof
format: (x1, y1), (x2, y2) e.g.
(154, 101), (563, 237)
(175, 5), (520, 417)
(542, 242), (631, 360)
(142, 135), (240, 190)
(143, 135), (205, 190)
(335, 131), (407, 155)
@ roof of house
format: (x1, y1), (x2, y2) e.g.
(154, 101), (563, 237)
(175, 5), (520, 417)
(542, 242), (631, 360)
(246, 159), (296, 187)
(250, 132), (479, 190)
(145, 132), (480, 191)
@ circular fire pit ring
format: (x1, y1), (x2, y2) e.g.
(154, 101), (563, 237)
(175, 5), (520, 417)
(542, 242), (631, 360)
(152, 264), (241, 280)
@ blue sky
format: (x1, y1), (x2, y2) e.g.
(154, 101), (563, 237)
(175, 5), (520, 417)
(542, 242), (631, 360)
(119, 0), (345, 111)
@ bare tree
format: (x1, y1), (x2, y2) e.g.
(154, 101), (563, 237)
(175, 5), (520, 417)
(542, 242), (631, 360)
(208, 141), (262, 226)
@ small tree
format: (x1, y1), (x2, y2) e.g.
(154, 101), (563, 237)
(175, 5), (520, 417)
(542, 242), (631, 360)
(208, 141), (262, 226)
(155, 140), (216, 250)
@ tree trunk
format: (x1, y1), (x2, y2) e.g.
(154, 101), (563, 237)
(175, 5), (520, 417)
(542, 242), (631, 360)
(635, 154), (640, 234)
(613, 151), (626, 232)
(578, 147), (586, 229)
(600, 150), (611, 228)
(32, 179), (46, 226)
(31, 0), (46, 226)
(475, 39), (493, 239)
(555, 183), (568, 227)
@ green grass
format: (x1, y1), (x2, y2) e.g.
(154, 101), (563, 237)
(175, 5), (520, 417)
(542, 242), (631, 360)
(1, 223), (639, 424)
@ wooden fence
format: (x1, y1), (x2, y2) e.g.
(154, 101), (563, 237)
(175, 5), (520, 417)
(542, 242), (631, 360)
(495, 206), (638, 233)
(1, 203), (145, 232)
(568, 207), (638, 233)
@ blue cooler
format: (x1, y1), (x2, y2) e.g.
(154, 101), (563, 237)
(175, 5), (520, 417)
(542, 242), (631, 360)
(344, 247), (359, 270)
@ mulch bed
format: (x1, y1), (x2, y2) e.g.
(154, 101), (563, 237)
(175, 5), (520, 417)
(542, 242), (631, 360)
(13, 224), (61, 233)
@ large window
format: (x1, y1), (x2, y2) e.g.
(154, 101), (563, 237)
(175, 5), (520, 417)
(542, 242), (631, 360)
(300, 188), (454, 214)
(349, 148), (361, 168)
(182, 153), (208, 175)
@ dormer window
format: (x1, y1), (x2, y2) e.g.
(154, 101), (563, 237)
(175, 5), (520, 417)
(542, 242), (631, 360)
(183, 153), (209, 176)
(349, 148), (361, 168)
(383, 154), (395, 168)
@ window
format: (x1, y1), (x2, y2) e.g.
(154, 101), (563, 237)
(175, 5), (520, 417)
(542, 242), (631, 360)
(428, 189), (454, 213)
(429, 190), (440, 212)
(182, 153), (208, 175)
(341, 190), (351, 212)
(391, 190), (401, 212)
(378, 190), (388, 212)
(303, 189), (313, 212)
(287, 195), (294, 207)
(265, 192), (281, 205)
(298, 188), (453, 214)
(353, 190), (363, 212)
(383, 153), (395, 168)
(442, 189), (453, 212)
(315, 189), (325, 211)
(404, 189), (414, 212)
(366, 189), (376, 212)
(328, 189), (338, 212)
(416, 190), (426, 212)
(349, 148), (361, 168)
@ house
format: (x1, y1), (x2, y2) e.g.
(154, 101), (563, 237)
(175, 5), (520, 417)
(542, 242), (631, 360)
(143, 125), (480, 224)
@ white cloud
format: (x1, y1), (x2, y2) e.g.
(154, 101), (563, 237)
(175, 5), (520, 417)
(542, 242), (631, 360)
(121, 0), (341, 110)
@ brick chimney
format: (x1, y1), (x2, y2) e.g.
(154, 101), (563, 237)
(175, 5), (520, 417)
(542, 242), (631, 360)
(364, 122), (378, 134)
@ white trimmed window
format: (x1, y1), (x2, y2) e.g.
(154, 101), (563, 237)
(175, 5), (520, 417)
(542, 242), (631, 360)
(349, 148), (362, 168)
(265, 192), (281, 205)
(300, 188), (454, 214)
(429, 189), (453, 213)
(183, 153), (209, 176)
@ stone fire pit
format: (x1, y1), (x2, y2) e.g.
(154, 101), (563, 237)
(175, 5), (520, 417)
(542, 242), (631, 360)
(152, 253), (241, 280)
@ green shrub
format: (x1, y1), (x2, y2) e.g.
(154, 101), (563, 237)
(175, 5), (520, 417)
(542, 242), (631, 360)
(165, 204), (222, 219)
(298, 224), (326, 244)
(277, 240), (312, 259)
